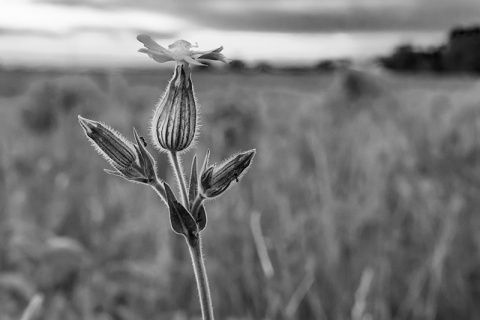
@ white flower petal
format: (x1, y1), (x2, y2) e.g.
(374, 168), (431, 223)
(138, 48), (174, 63)
(193, 46), (224, 56)
(137, 34), (170, 54)
(183, 55), (206, 66)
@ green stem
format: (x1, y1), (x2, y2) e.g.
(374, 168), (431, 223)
(169, 151), (189, 207)
(170, 152), (213, 319)
(188, 235), (214, 320)
(150, 177), (166, 204)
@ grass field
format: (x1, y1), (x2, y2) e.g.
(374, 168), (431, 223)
(0, 67), (480, 320)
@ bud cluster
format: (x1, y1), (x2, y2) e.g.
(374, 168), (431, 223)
(78, 34), (255, 242)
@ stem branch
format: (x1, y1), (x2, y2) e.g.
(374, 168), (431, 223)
(150, 177), (166, 203)
(169, 151), (189, 207)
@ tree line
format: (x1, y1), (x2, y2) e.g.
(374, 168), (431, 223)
(379, 25), (480, 74)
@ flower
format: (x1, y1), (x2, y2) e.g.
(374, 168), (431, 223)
(137, 34), (230, 66)
(200, 149), (256, 199)
(150, 63), (198, 153)
(78, 115), (157, 184)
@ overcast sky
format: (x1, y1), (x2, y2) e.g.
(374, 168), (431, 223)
(1, 0), (479, 67)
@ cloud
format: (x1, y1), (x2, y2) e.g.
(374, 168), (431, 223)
(0, 26), (174, 39)
(0, 27), (59, 37)
(3, 0), (478, 67)
(192, 5), (480, 33)
(35, 0), (112, 9)
(35, 0), (480, 34)
(1, 1), (188, 35)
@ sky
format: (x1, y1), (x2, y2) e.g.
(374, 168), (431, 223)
(0, 0), (479, 67)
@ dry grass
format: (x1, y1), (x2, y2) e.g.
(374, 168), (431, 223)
(0, 68), (479, 320)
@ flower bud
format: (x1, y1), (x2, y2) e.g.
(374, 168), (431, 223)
(151, 62), (197, 153)
(78, 115), (157, 184)
(200, 149), (256, 198)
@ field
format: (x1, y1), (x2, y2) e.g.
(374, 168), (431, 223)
(0, 66), (480, 320)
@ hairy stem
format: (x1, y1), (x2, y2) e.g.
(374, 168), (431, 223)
(150, 177), (166, 204)
(169, 151), (189, 207)
(188, 235), (214, 320)
(170, 152), (213, 319)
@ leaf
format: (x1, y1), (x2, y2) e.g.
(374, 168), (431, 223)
(197, 205), (207, 231)
(164, 182), (197, 237)
(188, 155), (198, 208)
(132, 127), (156, 181)
(104, 169), (127, 179)
(200, 149), (210, 175)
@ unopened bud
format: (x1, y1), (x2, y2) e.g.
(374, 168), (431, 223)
(151, 63), (197, 153)
(200, 149), (255, 198)
(78, 115), (157, 184)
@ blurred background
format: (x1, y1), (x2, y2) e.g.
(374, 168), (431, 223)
(1, 0), (480, 319)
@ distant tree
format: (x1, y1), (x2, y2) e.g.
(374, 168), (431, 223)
(424, 46), (445, 73)
(315, 60), (336, 72)
(444, 25), (480, 73)
(380, 44), (446, 73)
(228, 59), (247, 72)
(253, 62), (273, 73)
(382, 44), (419, 71)
(380, 25), (480, 74)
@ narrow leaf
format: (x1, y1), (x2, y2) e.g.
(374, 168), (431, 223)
(133, 128), (147, 160)
(132, 127), (156, 181)
(104, 169), (127, 179)
(188, 155), (198, 207)
(200, 149), (210, 176)
(197, 205), (207, 231)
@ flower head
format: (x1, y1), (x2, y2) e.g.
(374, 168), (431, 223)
(78, 115), (157, 184)
(137, 34), (230, 66)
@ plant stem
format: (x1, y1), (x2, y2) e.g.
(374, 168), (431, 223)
(150, 177), (166, 203)
(188, 235), (214, 320)
(170, 152), (214, 319)
(169, 151), (189, 207)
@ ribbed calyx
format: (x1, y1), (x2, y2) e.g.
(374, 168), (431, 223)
(150, 62), (197, 153)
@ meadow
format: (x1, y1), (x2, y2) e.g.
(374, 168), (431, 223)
(0, 66), (479, 320)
